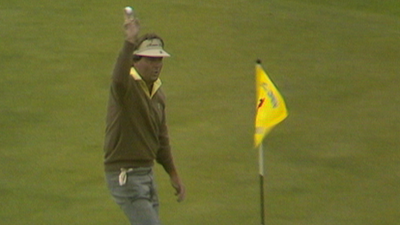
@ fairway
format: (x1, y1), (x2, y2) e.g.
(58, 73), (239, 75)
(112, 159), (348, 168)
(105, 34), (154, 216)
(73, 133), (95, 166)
(1, 0), (399, 224)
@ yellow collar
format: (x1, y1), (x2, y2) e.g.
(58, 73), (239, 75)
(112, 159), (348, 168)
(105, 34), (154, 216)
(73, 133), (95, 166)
(130, 67), (162, 98)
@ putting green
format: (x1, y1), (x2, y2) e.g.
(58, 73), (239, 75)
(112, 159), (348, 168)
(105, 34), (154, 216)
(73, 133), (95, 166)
(1, 0), (399, 224)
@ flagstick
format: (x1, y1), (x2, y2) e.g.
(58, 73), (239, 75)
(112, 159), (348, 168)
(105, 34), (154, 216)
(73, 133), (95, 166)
(259, 143), (265, 225)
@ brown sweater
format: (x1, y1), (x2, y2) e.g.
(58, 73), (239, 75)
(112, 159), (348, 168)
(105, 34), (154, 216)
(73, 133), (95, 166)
(103, 41), (174, 173)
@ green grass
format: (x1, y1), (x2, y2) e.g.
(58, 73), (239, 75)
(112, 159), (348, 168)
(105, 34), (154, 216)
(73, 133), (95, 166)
(1, 0), (399, 224)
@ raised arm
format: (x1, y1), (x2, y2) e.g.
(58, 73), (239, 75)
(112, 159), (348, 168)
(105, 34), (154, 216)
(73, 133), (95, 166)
(111, 9), (140, 84)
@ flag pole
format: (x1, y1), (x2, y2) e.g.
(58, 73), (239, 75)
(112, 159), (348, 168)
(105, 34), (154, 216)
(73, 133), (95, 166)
(255, 59), (288, 225)
(259, 143), (265, 225)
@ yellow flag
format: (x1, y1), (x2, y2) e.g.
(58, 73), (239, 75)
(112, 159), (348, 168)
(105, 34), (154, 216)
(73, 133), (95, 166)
(254, 62), (288, 147)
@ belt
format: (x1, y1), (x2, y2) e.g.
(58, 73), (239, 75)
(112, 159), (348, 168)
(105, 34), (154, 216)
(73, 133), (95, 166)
(118, 167), (152, 186)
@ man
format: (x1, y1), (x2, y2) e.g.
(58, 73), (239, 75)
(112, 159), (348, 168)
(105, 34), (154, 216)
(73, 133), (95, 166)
(103, 9), (185, 225)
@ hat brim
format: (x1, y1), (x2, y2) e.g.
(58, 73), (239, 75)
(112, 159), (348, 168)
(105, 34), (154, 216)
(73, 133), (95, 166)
(134, 49), (171, 57)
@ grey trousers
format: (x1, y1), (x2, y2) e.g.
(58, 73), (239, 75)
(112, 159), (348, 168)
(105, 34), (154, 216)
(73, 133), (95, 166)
(105, 167), (161, 225)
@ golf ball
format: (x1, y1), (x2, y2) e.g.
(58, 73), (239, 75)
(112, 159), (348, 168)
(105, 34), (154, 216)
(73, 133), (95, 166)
(124, 6), (133, 15)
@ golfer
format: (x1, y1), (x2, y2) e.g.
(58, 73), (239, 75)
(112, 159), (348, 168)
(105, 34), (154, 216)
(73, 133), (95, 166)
(103, 10), (185, 225)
